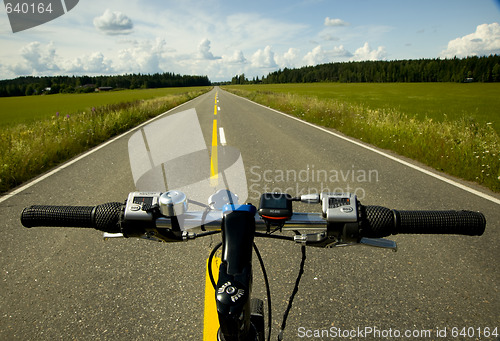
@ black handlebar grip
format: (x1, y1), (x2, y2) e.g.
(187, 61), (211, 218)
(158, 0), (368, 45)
(21, 202), (123, 233)
(359, 205), (486, 237)
(395, 210), (486, 236)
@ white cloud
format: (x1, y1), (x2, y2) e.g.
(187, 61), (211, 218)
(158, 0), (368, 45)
(65, 52), (114, 74)
(276, 48), (301, 68)
(116, 38), (173, 74)
(226, 50), (247, 64)
(303, 45), (353, 66)
(93, 9), (134, 35)
(351, 42), (387, 61)
(251, 46), (278, 68)
(11, 41), (60, 75)
(303, 46), (326, 66)
(7, 41), (118, 76)
(440, 23), (500, 58)
(333, 45), (353, 59)
(198, 39), (221, 60)
(324, 17), (350, 27)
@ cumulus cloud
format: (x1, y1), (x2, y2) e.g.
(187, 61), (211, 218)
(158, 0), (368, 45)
(303, 45), (353, 66)
(65, 52), (114, 74)
(116, 38), (173, 74)
(226, 50), (247, 64)
(303, 46), (326, 66)
(324, 17), (350, 27)
(334, 45), (353, 56)
(440, 23), (500, 58)
(276, 48), (301, 68)
(351, 42), (387, 61)
(301, 42), (387, 67)
(251, 46), (278, 68)
(198, 39), (221, 60)
(10, 41), (60, 75)
(94, 9), (134, 35)
(8, 41), (117, 76)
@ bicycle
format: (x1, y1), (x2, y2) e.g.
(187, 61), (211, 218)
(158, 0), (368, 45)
(20, 189), (485, 340)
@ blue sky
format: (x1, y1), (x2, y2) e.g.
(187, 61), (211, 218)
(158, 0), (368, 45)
(0, 0), (499, 81)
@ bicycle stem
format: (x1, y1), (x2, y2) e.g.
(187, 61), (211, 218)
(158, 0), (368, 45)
(215, 204), (257, 341)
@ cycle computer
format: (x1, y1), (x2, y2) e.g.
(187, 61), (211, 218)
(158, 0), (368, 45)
(258, 193), (293, 221)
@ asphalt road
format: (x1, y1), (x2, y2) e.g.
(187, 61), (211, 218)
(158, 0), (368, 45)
(1, 87), (499, 340)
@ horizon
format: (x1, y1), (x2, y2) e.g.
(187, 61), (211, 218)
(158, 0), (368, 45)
(1, 54), (499, 84)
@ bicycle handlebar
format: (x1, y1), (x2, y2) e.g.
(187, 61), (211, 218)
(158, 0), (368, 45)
(21, 201), (486, 239)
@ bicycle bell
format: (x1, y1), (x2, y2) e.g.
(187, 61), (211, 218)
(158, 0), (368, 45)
(159, 190), (188, 217)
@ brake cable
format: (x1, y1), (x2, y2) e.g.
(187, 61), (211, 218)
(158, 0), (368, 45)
(208, 242), (222, 289)
(278, 243), (306, 341)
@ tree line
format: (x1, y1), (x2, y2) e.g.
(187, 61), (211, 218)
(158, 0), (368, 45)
(230, 55), (500, 85)
(0, 72), (211, 97)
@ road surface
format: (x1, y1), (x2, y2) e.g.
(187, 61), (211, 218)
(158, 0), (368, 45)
(1, 87), (499, 340)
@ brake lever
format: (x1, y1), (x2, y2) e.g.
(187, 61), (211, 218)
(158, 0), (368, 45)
(103, 227), (186, 242)
(360, 237), (397, 251)
(293, 232), (397, 251)
(103, 232), (124, 240)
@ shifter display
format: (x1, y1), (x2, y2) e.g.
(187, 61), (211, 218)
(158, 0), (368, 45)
(321, 193), (358, 223)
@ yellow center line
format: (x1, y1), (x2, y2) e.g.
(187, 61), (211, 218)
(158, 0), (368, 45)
(214, 92), (219, 115)
(210, 92), (219, 187)
(210, 119), (218, 181)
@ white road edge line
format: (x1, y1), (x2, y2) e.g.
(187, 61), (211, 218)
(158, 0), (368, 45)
(219, 127), (227, 146)
(224, 90), (500, 205)
(0, 95), (202, 204)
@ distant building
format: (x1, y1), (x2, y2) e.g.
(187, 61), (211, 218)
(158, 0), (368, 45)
(96, 86), (113, 91)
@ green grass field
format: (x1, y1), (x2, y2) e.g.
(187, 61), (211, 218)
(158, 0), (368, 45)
(0, 87), (210, 127)
(223, 83), (500, 192)
(0, 87), (211, 193)
(228, 83), (500, 134)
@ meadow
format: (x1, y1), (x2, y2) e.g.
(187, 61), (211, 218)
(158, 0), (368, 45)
(0, 87), (211, 193)
(227, 83), (500, 133)
(0, 87), (210, 127)
(223, 83), (500, 192)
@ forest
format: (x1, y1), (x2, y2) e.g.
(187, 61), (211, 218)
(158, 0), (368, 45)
(0, 72), (211, 97)
(231, 55), (500, 84)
